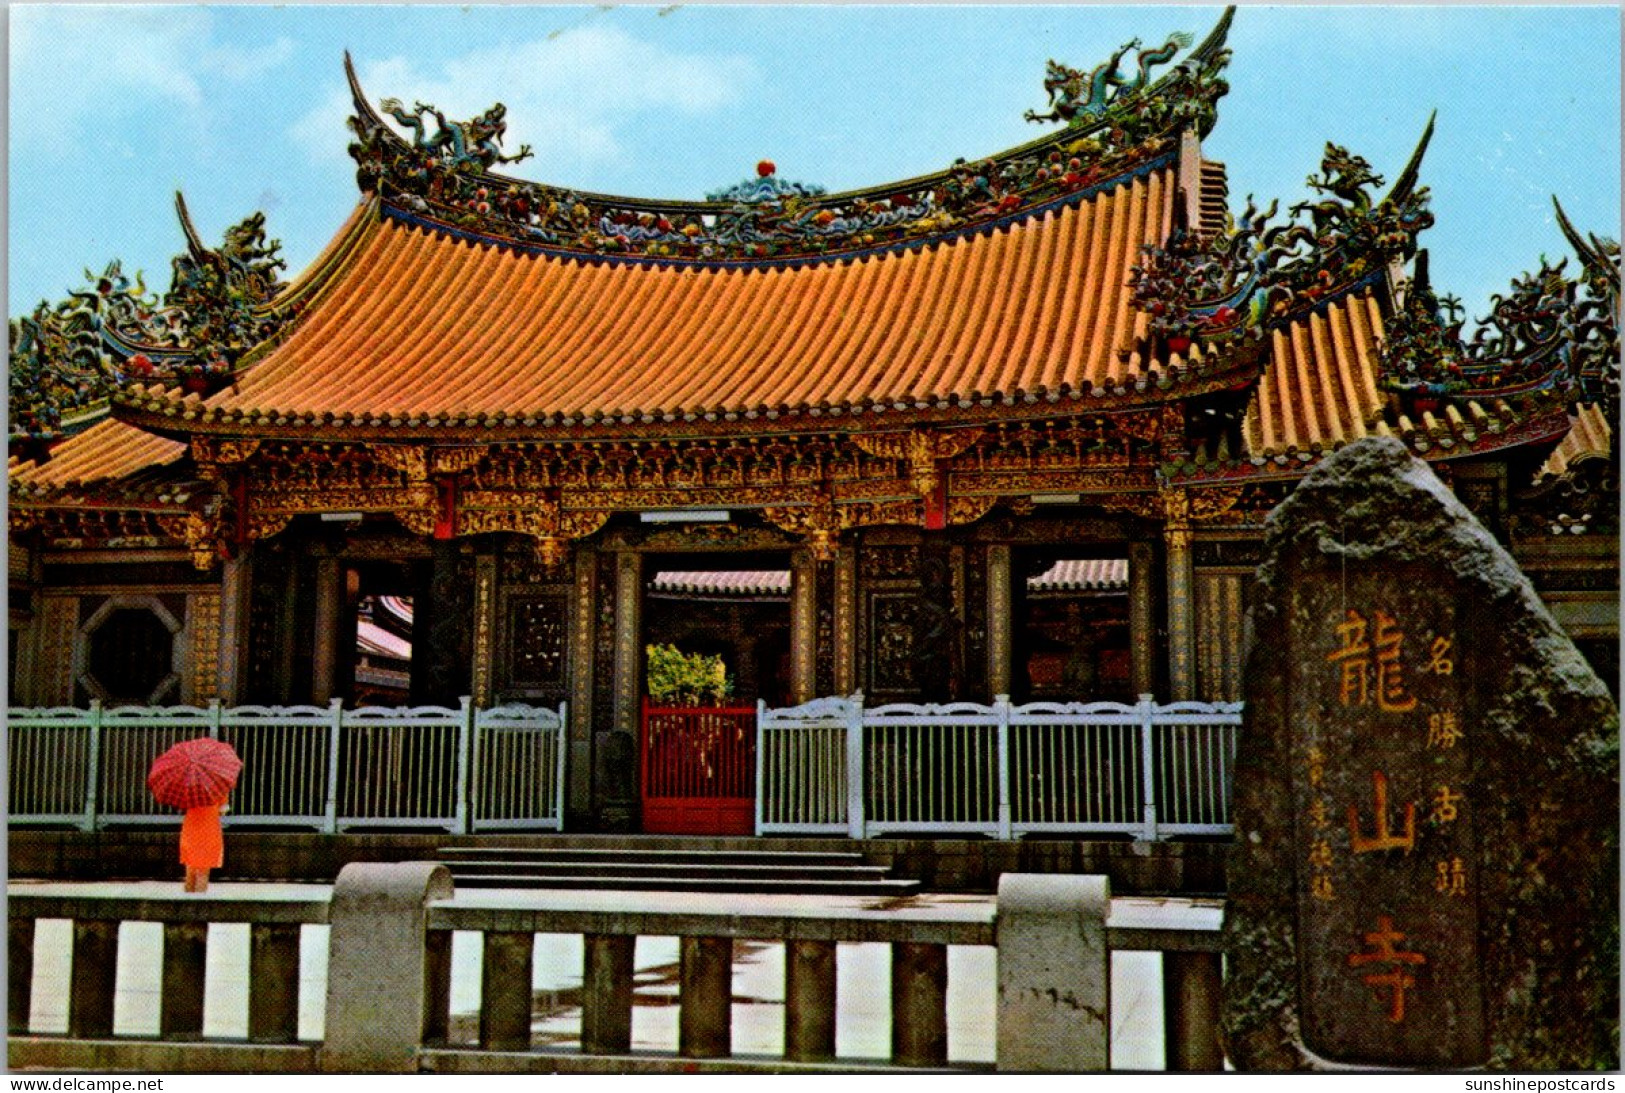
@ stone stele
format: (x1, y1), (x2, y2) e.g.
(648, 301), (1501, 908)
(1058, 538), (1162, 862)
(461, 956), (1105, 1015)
(1222, 436), (1618, 1071)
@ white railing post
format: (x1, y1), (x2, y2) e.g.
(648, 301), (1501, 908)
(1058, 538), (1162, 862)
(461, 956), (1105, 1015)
(323, 698), (343, 835)
(995, 694), (1013, 841)
(83, 700), (104, 833)
(1138, 694), (1159, 842)
(754, 699), (768, 835)
(555, 701), (569, 829)
(207, 699), (222, 740)
(846, 693), (866, 840)
(453, 696), (474, 835)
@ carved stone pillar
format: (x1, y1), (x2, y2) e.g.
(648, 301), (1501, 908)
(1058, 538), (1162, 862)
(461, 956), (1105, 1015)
(311, 556), (344, 705)
(612, 553), (643, 738)
(987, 544), (1013, 698)
(789, 549), (818, 705)
(834, 544), (858, 696)
(470, 554), (498, 709)
(215, 552), (253, 706)
(568, 545), (598, 828)
(1164, 504), (1196, 702)
(1128, 540), (1157, 698)
(597, 551), (642, 832)
(413, 539), (470, 706)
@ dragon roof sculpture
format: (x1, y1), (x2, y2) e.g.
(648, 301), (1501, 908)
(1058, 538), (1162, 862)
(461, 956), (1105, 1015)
(8, 195), (289, 448)
(342, 9), (1234, 269)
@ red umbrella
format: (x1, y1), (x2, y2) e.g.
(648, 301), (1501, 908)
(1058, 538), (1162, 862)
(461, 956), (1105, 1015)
(147, 737), (242, 810)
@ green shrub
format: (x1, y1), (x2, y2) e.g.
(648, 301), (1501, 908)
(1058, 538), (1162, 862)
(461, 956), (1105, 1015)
(645, 643), (733, 705)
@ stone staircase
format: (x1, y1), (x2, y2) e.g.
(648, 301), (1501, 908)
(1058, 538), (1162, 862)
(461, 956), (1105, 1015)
(435, 845), (921, 896)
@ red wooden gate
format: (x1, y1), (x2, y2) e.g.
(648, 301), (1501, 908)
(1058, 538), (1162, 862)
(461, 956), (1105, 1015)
(640, 699), (757, 835)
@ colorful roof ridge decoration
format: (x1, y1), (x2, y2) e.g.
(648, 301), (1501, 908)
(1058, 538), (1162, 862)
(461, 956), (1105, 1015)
(705, 161), (827, 204)
(1130, 115), (1437, 351)
(342, 9), (1233, 269)
(1372, 200), (1618, 423)
(9, 195), (291, 448)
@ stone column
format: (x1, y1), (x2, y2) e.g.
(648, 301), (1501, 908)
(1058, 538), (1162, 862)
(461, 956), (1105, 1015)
(1163, 494), (1196, 702)
(785, 939), (837, 1062)
(996, 873), (1111, 1071)
(9, 917), (33, 1034)
(321, 862), (454, 1073)
(678, 936), (732, 1058)
(215, 551), (253, 705)
(568, 546), (598, 828)
(611, 553), (642, 738)
(249, 924), (302, 1043)
(598, 552), (643, 832)
(581, 934), (635, 1055)
(414, 539), (470, 706)
(834, 544), (858, 696)
(1163, 950), (1224, 1071)
(480, 931), (535, 1051)
(987, 544), (1013, 699)
(470, 554), (498, 709)
(1128, 540), (1157, 698)
(310, 555), (344, 705)
(160, 922), (207, 1039)
(891, 942), (948, 1067)
(789, 548), (818, 705)
(68, 920), (117, 1038)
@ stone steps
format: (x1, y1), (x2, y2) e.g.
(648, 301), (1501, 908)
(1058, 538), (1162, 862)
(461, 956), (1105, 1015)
(436, 846), (920, 896)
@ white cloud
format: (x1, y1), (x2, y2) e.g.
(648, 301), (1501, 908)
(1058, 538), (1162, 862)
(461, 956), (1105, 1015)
(290, 26), (758, 173)
(11, 8), (293, 159)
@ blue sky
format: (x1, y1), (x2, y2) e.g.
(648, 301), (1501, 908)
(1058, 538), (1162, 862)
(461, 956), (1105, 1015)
(8, 5), (1621, 327)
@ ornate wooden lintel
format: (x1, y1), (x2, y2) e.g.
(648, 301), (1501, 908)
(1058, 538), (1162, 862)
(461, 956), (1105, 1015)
(1092, 484), (1245, 537)
(155, 498), (231, 571)
(851, 428), (985, 498)
(189, 437), (262, 482)
(457, 504), (611, 570)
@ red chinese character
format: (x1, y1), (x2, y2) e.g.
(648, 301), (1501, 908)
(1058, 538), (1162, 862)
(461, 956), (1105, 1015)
(1348, 916), (1427, 1023)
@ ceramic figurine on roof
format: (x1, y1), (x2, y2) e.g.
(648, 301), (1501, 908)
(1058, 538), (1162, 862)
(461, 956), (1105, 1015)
(705, 161), (827, 204)
(343, 10), (1234, 268)
(6, 198), (289, 447)
(379, 98), (533, 171)
(1024, 32), (1194, 126)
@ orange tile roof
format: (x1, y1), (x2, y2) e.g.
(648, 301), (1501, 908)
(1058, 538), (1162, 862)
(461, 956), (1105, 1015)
(1537, 403), (1614, 483)
(1242, 289), (1388, 459)
(10, 418), (189, 501)
(1238, 287), (1574, 469)
(121, 169), (1254, 435)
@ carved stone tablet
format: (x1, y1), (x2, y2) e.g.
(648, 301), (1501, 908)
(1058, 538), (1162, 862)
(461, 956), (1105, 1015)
(1223, 438), (1618, 1071)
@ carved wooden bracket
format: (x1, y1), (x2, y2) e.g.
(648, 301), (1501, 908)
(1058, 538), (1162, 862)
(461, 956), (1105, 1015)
(190, 438), (262, 482)
(851, 428), (984, 498)
(372, 445), (430, 483)
(157, 502), (230, 571)
(456, 503), (610, 570)
(764, 496), (925, 561)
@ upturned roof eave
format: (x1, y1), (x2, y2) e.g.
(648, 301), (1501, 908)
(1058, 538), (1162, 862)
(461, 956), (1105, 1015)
(106, 352), (1266, 447)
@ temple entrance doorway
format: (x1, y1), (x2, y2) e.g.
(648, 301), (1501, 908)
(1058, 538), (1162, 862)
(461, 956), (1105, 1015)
(638, 552), (793, 835)
(1011, 551), (1135, 705)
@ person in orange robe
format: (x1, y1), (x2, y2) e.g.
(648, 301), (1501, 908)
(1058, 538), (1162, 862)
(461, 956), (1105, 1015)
(180, 803), (224, 892)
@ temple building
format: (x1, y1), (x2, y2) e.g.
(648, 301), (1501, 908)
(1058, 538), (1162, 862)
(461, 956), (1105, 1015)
(9, 9), (1617, 832)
